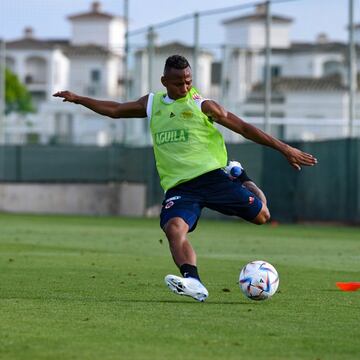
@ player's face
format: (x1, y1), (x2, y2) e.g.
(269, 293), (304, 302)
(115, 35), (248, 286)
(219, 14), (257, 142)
(161, 67), (192, 100)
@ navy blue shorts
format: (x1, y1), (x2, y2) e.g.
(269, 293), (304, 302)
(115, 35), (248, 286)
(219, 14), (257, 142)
(160, 169), (263, 232)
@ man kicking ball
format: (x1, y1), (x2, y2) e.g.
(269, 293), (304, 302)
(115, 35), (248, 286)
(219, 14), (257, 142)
(54, 55), (317, 302)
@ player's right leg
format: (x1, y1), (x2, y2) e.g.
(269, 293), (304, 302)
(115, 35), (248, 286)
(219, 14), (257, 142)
(164, 274), (209, 302)
(160, 187), (208, 302)
(163, 217), (195, 267)
(162, 218), (209, 302)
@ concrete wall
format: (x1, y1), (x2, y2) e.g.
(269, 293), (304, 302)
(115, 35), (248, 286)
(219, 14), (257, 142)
(0, 182), (146, 216)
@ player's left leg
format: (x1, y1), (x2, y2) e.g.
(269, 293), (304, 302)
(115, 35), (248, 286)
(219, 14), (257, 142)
(242, 180), (267, 206)
(229, 166), (269, 223)
(250, 202), (270, 225)
(232, 166), (267, 205)
(205, 169), (269, 224)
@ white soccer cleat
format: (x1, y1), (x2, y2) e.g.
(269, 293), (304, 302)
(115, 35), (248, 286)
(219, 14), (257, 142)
(164, 274), (209, 302)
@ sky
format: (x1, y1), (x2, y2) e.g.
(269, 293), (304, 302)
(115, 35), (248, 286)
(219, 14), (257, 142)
(0, 0), (359, 46)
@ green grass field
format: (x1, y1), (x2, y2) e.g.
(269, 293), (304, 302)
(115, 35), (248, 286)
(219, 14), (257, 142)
(0, 213), (359, 360)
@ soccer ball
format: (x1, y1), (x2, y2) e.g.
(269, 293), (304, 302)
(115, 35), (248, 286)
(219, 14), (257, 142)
(239, 260), (279, 300)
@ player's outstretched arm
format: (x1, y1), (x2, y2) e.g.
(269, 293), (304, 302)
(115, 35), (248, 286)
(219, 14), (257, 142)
(202, 100), (318, 170)
(53, 91), (148, 119)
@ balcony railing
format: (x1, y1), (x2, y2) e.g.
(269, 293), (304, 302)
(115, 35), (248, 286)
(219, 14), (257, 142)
(25, 74), (46, 85)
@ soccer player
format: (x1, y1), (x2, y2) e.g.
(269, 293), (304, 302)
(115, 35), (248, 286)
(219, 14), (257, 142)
(53, 55), (317, 302)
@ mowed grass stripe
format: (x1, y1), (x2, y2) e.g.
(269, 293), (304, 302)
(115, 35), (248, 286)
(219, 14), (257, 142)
(0, 213), (359, 360)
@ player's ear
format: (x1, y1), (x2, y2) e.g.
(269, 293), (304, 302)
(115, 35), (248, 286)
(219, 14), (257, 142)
(161, 76), (167, 87)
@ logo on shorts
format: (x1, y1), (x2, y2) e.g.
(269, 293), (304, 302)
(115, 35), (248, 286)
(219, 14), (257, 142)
(164, 195), (181, 209)
(165, 201), (174, 209)
(166, 196), (181, 202)
(249, 196), (255, 204)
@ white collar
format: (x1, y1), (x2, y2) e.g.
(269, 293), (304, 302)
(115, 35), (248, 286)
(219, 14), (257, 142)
(163, 94), (175, 104)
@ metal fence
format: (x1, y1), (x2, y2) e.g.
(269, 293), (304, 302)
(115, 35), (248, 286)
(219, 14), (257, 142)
(0, 0), (359, 146)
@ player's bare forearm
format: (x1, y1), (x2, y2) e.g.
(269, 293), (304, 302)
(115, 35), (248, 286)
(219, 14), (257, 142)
(202, 100), (318, 170)
(53, 91), (147, 119)
(223, 112), (317, 169)
(202, 101), (284, 149)
(220, 111), (288, 152)
(66, 95), (124, 118)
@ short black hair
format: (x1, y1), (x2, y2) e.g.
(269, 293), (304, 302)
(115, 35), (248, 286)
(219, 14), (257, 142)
(164, 55), (191, 74)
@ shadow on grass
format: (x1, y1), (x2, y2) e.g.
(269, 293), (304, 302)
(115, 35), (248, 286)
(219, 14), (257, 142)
(0, 295), (251, 305)
(120, 299), (251, 305)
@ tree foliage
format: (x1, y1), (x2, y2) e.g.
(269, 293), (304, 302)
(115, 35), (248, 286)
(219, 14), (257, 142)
(5, 68), (34, 114)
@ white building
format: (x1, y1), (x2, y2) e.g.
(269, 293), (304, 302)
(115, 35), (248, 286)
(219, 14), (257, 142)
(224, 4), (292, 50)
(5, 27), (69, 108)
(4, 2), (215, 145)
(220, 4), (360, 140)
(4, 2), (127, 144)
(6, 2), (126, 103)
(3, 3), (360, 144)
(132, 41), (213, 98)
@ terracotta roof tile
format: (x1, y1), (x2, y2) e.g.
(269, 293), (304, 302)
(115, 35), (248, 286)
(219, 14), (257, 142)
(6, 38), (114, 56)
(6, 38), (69, 50)
(223, 13), (293, 25)
(64, 44), (113, 56)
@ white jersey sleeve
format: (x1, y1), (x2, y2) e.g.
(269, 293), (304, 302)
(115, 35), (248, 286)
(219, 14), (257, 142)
(191, 92), (210, 112)
(194, 97), (209, 109)
(146, 92), (155, 121)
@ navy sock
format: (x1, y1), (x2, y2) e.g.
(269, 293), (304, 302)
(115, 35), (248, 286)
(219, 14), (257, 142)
(180, 264), (201, 282)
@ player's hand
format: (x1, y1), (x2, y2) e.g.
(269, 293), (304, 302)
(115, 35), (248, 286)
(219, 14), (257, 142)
(53, 91), (80, 103)
(284, 145), (318, 170)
